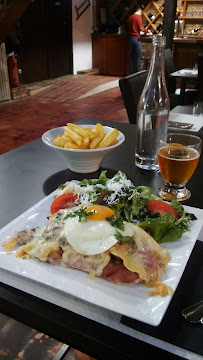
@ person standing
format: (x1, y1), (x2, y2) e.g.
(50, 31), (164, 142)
(127, 7), (151, 74)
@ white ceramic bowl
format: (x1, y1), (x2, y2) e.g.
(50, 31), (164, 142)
(42, 125), (125, 173)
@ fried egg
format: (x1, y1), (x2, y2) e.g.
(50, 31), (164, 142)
(63, 205), (134, 255)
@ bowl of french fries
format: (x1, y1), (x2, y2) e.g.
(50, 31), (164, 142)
(42, 123), (125, 173)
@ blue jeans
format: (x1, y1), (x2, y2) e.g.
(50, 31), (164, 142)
(129, 37), (142, 74)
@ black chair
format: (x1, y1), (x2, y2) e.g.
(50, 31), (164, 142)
(164, 48), (197, 107)
(119, 70), (148, 124)
(164, 48), (177, 94)
(197, 53), (203, 102)
(164, 48), (182, 109)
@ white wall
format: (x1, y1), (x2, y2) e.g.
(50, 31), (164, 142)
(72, 0), (93, 75)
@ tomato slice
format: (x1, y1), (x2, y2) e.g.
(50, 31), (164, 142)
(146, 200), (179, 221)
(50, 193), (78, 214)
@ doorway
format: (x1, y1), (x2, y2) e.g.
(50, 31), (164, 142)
(19, 0), (73, 84)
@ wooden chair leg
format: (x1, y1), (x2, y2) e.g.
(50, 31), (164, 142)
(141, 56), (150, 70)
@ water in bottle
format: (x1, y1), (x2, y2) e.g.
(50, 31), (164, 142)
(135, 35), (170, 171)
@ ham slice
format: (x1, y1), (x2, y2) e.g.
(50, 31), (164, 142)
(101, 261), (141, 284)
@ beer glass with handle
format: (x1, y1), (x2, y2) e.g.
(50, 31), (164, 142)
(157, 133), (202, 201)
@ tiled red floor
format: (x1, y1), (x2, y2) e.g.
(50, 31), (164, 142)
(0, 75), (129, 155)
(0, 313), (64, 360)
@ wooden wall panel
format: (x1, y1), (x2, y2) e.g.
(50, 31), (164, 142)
(106, 35), (129, 76)
(92, 35), (106, 74)
(92, 34), (129, 76)
(18, 0), (73, 84)
(173, 41), (203, 69)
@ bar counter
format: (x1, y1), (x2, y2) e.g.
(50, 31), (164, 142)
(173, 36), (203, 69)
(92, 33), (203, 76)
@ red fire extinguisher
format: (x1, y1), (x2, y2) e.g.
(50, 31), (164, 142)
(7, 54), (19, 87)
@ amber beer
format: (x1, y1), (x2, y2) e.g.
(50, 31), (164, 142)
(158, 145), (200, 185)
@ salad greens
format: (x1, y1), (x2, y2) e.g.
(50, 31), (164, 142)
(79, 170), (194, 244)
(63, 207), (94, 222)
(114, 231), (134, 243)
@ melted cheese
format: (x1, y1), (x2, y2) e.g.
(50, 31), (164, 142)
(146, 281), (173, 297)
(3, 236), (17, 253)
(16, 239), (60, 260)
(5, 204), (172, 297)
(61, 244), (110, 276)
(109, 222), (171, 295)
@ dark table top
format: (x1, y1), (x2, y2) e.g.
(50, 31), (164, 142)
(0, 117), (203, 360)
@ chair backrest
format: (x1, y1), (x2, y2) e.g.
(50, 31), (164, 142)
(197, 53), (203, 102)
(164, 48), (176, 94)
(119, 70), (148, 124)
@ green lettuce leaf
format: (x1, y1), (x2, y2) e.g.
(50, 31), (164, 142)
(78, 170), (193, 244)
(80, 170), (108, 187)
(170, 200), (185, 217)
(138, 212), (190, 243)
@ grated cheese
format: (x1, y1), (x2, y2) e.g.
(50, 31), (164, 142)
(104, 175), (134, 205)
(79, 183), (106, 204)
(59, 172), (135, 206)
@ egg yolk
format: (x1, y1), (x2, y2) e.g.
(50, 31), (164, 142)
(85, 205), (115, 221)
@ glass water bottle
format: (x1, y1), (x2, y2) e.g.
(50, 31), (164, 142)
(135, 35), (170, 171)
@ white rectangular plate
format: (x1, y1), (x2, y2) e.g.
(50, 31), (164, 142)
(0, 186), (203, 327)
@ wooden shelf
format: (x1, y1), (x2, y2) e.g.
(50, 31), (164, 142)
(142, 1), (164, 34)
(110, 0), (164, 33)
(181, 0), (203, 2)
(181, 0), (203, 28)
(110, 0), (139, 26)
(180, 16), (203, 19)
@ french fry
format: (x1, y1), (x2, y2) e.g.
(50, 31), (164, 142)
(96, 129), (120, 148)
(78, 142), (89, 149)
(82, 134), (90, 145)
(83, 128), (99, 139)
(90, 133), (105, 149)
(64, 140), (89, 149)
(67, 123), (88, 137)
(53, 135), (69, 147)
(94, 123), (105, 135)
(86, 129), (100, 139)
(110, 138), (118, 146)
(64, 141), (80, 149)
(64, 128), (82, 146)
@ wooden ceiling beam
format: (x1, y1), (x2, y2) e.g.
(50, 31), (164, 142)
(0, 0), (32, 46)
